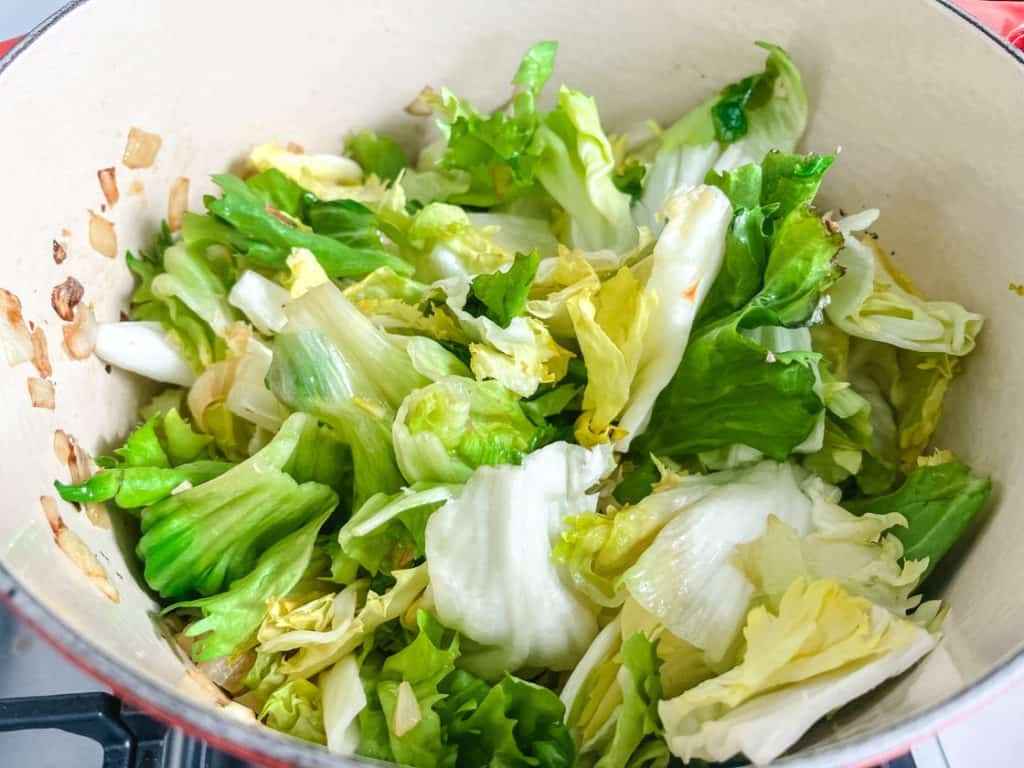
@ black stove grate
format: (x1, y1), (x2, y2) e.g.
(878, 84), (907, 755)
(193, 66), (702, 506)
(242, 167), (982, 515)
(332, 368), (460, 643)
(0, 690), (921, 768)
(0, 692), (251, 768)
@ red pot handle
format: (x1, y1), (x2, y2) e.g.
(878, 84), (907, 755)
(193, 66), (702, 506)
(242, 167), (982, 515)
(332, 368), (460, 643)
(0, 35), (23, 58)
(0, 6), (1022, 58)
(954, 0), (1024, 50)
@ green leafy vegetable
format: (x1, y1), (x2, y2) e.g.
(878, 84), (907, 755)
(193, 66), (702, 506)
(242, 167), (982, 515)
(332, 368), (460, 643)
(347, 131), (408, 181)
(845, 458), (991, 579)
(621, 461), (814, 661)
(612, 186), (731, 451)
(269, 330), (404, 508)
(55, 460), (230, 509)
(204, 174), (412, 278)
(336, 484), (455, 575)
(563, 607), (691, 767)
(612, 455), (661, 505)
(112, 415), (170, 467)
(358, 611), (460, 766)
(465, 251), (541, 328)
(825, 216), (984, 356)
(262, 565), (429, 682)
(305, 198), (384, 250)
(737, 477), (928, 617)
(659, 579), (936, 765)
(260, 679), (327, 744)
(635, 42), (807, 235)
(424, 441), (604, 676)
(403, 202), (514, 282)
(700, 152), (834, 325)
(711, 67), (778, 143)
(357, 610), (574, 768)
(802, 325), (900, 493)
(248, 142), (365, 201)
(394, 376), (543, 484)
(642, 206), (841, 459)
(136, 413), (339, 598)
(511, 40), (558, 101)
(569, 265), (654, 447)
(531, 87), (638, 254)
(126, 223), (225, 372)
(759, 151), (834, 222)
(55, 410), (226, 508)
(612, 161), (646, 201)
(245, 168), (311, 218)
(594, 633), (665, 768)
(162, 409), (214, 464)
(424, 42), (555, 208)
(439, 672), (574, 768)
(808, 326), (962, 483)
(268, 281), (429, 505)
(101, 410), (212, 468)
(169, 506), (331, 661)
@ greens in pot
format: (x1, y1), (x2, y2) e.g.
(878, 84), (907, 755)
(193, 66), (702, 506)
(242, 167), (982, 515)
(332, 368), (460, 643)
(55, 39), (990, 768)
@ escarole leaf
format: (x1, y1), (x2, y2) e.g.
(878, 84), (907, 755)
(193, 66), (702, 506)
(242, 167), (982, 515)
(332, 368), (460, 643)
(249, 143), (363, 200)
(758, 151), (834, 221)
(321, 655), (366, 755)
(615, 185), (732, 450)
(347, 131), (408, 181)
(561, 605), (694, 768)
(635, 42), (807, 234)
(169, 506), (332, 662)
(268, 280), (429, 506)
(202, 173), (412, 278)
(54, 409), (226, 509)
(568, 266), (654, 447)
(801, 324), (901, 493)
(149, 243), (237, 337)
(358, 612), (460, 767)
(658, 579), (937, 766)
(269, 330), (403, 509)
(622, 461), (814, 662)
(261, 679), (327, 745)
(422, 42), (556, 208)
(136, 413), (339, 599)
(54, 460), (230, 510)
(425, 441), (607, 676)
(439, 672), (575, 768)
(737, 476), (928, 617)
(441, 275), (573, 398)
(277, 279), (433, 410)
(393, 376), (544, 484)
(531, 87), (639, 254)
(405, 203), (513, 282)
(641, 205), (841, 459)
(809, 322), (964, 481)
(336, 483), (456, 575)
(465, 250), (541, 328)
(825, 212), (983, 356)
(264, 564), (429, 681)
(512, 40), (558, 100)
(845, 457), (991, 580)
(555, 462), (737, 607)
(698, 151), (833, 327)
(593, 632), (666, 768)
(124, 223), (223, 376)
(356, 609), (575, 768)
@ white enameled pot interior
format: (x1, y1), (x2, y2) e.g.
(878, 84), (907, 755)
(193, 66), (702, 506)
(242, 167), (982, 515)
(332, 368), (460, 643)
(1, 1), (1022, 766)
